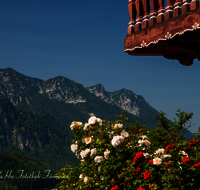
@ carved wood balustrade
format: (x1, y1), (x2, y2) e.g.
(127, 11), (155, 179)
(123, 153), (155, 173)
(125, 0), (200, 65)
(127, 0), (200, 33)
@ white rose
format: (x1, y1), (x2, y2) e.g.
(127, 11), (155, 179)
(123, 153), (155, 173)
(70, 121), (82, 130)
(88, 116), (97, 124)
(96, 118), (102, 126)
(121, 129), (129, 137)
(138, 139), (145, 146)
(80, 148), (90, 158)
(82, 137), (92, 144)
(71, 144), (78, 153)
(179, 151), (188, 157)
(113, 123), (123, 129)
(83, 123), (90, 131)
(79, 173), (84, 179)
(154, 148), (165, 154)
(160, 154), (171, 159)
(139, 135), (148, 140)
(144, 140), (151, 146)
(111, 135), (124, 147)
(94, 156), (104, 163)
(84, 176), (89, 183)
(108, 131), (114, 138)
(143, 153), (150, 158)
(90, 148), (97, 156)
(104, 149), (110, 159)
(153, 157), (162, 166)
(138, 139), (151, 146)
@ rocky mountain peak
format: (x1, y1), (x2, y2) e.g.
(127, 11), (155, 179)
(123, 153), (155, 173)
(86, 84), (114, 105)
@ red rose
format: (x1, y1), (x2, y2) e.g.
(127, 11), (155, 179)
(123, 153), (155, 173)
(164, 143), (176, 153)
(194, 162), (200, 168)
(137, 186), (145, 190)
(149, 159), (153, 164)
(135, 152), (144, 158)
(111, 185), (118, 190)
(143, 171), (151, 180)
(189, 140), (199, 149)
(136, 167), (141, 174)
(133, 152), (145, 164)
(133, 157), (138, 164)
(182, 157), (191, 163)
(164, 161), (170, 168)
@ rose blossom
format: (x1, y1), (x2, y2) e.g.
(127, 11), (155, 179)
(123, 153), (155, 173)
(121, 129), (129, 137)
(143, 153), (150, 158)
(143, 171), (151, 180)
(139, 135), (148, 140)
(136, 167), (141, 174)
(88, 116), (97, 124)
(70, 144), (78, 153)
(113, 123), (123, 129)
(104, 149), (110, 159)
(111, 185), (118, 190)
(81, 136), (92, 144)
(88, 116), (102, 126)
(160, 154), (171, 159)
(138, 139), (151, 146)
(70, 121), (82, 130)
(79, 173), (84, 179)
(96, 118), (102, 126)
(111, 135), (124, 147)
(85, 137), (92, 144)
(149, 159), (153, 164)
(90, 148), (97, 156)
(164, 161), (170, 168)
(137, 187), (146, 190)
(179, 151), (188, 157)
(133, 152), (145, 164)
(182, 157), (191, 163)
(84, 176), (89, 183)
(194, 162), (200, 168)
(80, 148), (90, 158)
(154, 148), (165, 154)
(153, 157), (162, 166)
(83, 123), (90, 131)
(94, 156), (104, 163)
(108, 131), (114, 138)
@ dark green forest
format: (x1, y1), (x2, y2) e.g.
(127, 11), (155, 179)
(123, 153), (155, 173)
(0, 152), (59, 190)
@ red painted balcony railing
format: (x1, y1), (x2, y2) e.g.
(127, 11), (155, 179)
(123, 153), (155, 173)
(127, 0), (199, 34)
(125, 0), (200, 65)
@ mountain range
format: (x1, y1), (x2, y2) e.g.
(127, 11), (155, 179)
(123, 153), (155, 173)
(0, 68), (160, 128)
(0, 68), (195, 172)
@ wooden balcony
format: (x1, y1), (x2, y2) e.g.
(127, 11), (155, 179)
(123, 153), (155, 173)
(124, 0), (200, 65)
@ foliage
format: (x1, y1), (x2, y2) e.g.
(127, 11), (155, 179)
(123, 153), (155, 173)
(0, 152), (59, 190)
(55, 110), (200, 189)
(0, 98), (79, 171)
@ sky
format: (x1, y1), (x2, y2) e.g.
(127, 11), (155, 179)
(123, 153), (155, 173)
(0, 1), (200, 133)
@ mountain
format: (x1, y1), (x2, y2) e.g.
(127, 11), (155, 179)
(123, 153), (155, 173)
(0, 68), (160, 129)
(0, 98), (79, 171)
(86, 84), (159, 124)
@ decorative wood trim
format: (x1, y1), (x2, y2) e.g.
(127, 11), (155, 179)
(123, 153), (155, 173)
(124, 22), (200, 52)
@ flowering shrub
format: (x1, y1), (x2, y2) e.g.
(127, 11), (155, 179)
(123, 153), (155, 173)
(56, 110), (200, 190)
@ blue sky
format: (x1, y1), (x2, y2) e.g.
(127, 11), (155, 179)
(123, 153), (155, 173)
(0, 1), (200, 133)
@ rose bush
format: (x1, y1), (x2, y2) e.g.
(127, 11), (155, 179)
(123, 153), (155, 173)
(56, 110), (200, 190)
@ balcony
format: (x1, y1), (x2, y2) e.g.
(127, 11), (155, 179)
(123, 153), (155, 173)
(124, 0), (200, 65)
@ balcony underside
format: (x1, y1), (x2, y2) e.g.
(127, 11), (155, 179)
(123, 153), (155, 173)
(124, 8), (200, 66)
